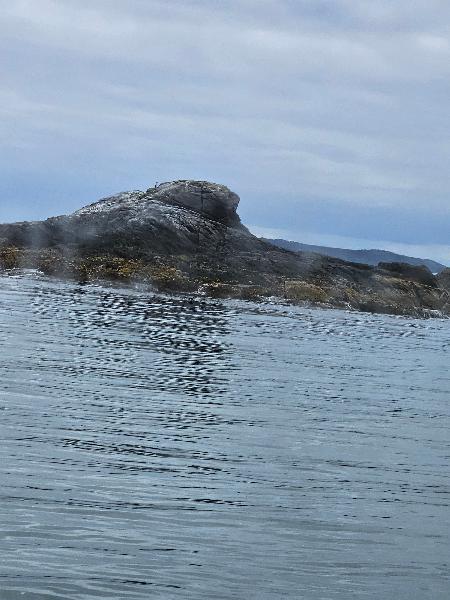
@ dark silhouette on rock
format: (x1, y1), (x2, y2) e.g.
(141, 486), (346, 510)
(0, 180), (448, 317)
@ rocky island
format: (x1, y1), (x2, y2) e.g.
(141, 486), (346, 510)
(1, 180), (449, 317)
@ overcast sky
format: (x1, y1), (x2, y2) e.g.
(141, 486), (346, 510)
(1, 0), (449, 263)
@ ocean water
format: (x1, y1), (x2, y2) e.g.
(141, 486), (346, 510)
(0, 273), (449, 600)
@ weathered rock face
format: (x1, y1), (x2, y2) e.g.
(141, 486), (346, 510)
(149, 181), (241, 226)
(0, 179), (449, 317)
(437, 268), (450, 291)
(75, 180), (241, 226)
(0, 181), (247, 257)
(376, 262), (437, 287)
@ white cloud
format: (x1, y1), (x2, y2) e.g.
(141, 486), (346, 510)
(0, 0), (449, 251)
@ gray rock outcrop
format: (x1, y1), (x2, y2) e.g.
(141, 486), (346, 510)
(0, 179), (449, 317)
(376, 262), (437, 287)
(437, 268), (450, 291)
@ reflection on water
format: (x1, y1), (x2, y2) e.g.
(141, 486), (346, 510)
(0, 273), (449, 599)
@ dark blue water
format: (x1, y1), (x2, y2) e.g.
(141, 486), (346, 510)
(1, 273), (449, 599)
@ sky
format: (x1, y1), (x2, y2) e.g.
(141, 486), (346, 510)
(1, 0), (449, 264)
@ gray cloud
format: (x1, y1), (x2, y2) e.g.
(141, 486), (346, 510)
(0, 0), (449, 261)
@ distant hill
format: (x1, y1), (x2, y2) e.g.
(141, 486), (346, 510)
(265, 239), (447, 274)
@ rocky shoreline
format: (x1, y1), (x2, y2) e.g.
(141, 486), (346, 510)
(1, 180), (449, 317)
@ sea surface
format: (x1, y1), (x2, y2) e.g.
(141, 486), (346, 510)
(0, 273), (449, 599)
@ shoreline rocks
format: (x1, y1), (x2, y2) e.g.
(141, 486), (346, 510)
(1, 180), (449, 318)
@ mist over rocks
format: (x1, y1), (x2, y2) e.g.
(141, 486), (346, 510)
(0, 181), (246, 256)
(148, 181), (241, 226)
(0, 179), (449, 317)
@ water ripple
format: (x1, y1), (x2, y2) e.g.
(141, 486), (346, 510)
(1, 273), (449, 599)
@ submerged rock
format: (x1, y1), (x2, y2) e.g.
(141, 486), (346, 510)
(0, 180), (449, 317)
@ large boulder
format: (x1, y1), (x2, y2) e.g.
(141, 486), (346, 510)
(62, 180), (246, 257)
(0, 180), (246, 256)
(75, 180), (241, 228)
(148, 180), (241, 226)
